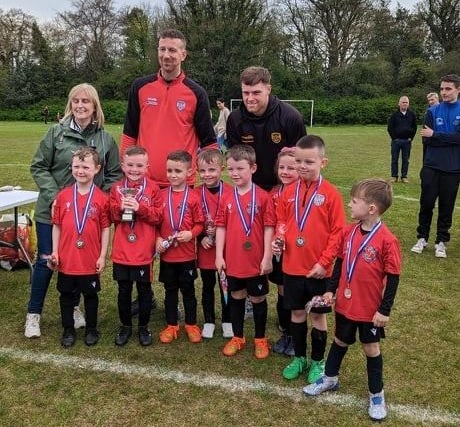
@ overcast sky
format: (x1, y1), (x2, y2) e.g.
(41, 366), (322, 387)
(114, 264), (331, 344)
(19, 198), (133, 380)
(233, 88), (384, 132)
(2, 0), (420, 23)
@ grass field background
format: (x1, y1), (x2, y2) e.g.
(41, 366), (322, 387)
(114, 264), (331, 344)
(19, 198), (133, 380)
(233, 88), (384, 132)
(0, 121), (458, 426)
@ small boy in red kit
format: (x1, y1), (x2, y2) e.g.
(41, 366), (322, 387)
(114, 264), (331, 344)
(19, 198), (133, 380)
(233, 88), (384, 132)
(156, 150), (205, 344)
(273, 135), (346, 383)
(215, 145), (275, 359)
(110, 146), (163, 347)
(196, 149), (233, 339)
(50, 147), (110, 347)
(303, 178), (401, 422)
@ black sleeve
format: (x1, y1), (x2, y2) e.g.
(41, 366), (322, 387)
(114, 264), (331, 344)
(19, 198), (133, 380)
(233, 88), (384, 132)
(326, 257), (343, 294)
(378, 273), (399, 316)
(226, 112), (240, 148)
(187, 79), (216, 148)
(387, 113), (395, 139)
(284, 104), (307, 145)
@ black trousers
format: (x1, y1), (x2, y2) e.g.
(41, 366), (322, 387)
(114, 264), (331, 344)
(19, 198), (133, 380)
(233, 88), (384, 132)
(117, 280), (152, 327)
(200, 269), (231, 324)
(417, 166), (460, 243)
(159, 261), (198, 325)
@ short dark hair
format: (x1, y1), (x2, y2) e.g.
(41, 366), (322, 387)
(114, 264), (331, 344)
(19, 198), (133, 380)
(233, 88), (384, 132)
(351, 178), (393, 214)
(167, 149), (192, 166)
(217, 97), (225, 104)
(440, 74), (460, 88)
(72, 147), (101, 166)
(296, 135), (326, 157)
(124, 146), (147, 157)
(197, 148), (224, 166)
(240, 66), (271, 86)
(159, 28), (187, 48)
(226, 144), (256, 165)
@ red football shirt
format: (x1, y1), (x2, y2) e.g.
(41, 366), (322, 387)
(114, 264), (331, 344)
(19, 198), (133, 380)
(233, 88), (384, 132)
(52, 185), (110, 275)
(110, 177), (163, 266)
(335, 222), (401, 322)
(196, 182), (233, 270)
(158, 186), (204, 262)
(215, 185), (276, 278)
(276, 177), (346, 276)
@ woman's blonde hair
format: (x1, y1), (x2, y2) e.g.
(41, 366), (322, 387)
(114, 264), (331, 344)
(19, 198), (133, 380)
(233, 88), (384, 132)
(63, 83), (105, 128)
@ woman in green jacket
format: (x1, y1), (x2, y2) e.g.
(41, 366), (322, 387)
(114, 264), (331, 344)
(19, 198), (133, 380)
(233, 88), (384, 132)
(25, 83), (122, 339)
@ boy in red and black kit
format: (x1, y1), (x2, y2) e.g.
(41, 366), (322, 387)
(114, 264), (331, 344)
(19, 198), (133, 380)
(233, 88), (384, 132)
(215, 145), (275, 359)
(304, 178), (401, 422)
(50, 147), (110, 348)
(273, 135), (345, 383)
(156, 150), (204, 344)
(110, 146), (163, 347)
(196, 149), (233, 339)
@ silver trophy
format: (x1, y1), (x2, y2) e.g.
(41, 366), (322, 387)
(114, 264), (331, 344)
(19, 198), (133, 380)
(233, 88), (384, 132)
(117, 186), (142, 222)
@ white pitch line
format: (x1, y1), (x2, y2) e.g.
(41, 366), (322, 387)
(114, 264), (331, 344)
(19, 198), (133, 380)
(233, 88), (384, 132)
(1, 347), (458, 425)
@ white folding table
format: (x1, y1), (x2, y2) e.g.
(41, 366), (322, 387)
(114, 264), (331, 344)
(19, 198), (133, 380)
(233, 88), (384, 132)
(0, 190), (39, 272)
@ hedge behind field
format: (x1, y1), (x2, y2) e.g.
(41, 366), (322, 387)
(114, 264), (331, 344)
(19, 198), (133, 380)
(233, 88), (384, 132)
(0, 96), (427, 125)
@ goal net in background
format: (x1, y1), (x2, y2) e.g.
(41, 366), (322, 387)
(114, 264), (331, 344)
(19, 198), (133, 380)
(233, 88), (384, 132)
(230, 99), (314, 128)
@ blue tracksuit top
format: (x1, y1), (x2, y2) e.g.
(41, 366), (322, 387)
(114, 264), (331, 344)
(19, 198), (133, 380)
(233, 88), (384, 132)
(423, 100), (460, 173)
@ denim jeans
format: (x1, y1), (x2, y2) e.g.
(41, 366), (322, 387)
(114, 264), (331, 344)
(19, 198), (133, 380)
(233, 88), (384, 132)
(391, 138), (411, 178)
(27, 222), (54, 314)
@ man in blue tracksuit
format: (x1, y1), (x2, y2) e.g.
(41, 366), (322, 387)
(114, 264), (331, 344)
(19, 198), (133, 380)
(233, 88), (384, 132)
(411, 74), (460, 258)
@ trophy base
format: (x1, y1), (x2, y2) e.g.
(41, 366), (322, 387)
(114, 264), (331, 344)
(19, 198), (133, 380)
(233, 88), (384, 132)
(121, 212), (135, 222)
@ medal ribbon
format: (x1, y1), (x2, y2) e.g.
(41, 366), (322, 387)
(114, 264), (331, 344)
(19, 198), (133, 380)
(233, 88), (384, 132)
(168, 186), (189, 233)
(295, 175), (323, 232)
(234, 184), (256, 237)
(202, 181), (223, 219)
(73, 183), (95, 236)
(345, 221), (382, 283)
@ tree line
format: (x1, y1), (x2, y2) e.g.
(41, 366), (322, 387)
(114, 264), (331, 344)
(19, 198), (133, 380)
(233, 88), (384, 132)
(0, 0), (458, 124)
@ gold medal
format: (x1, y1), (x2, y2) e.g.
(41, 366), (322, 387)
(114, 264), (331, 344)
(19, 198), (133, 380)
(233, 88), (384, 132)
(127, 232), (137, 243)
(243, 240), (252, 251)
(344, 288), (352, 299)
(75, 238), (85, 249)
(296, 236), (305, 247)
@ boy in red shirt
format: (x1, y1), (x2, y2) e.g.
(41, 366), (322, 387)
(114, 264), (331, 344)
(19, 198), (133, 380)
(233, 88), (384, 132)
(273, 135), (345, 382)
(303, 178), (401, 422)
(156, 150), (204, 344)
(110, 146), (163, 347)
(50, 147), (110, 347)
(215, 145), (275, 359)
(196, 149), (233, 339)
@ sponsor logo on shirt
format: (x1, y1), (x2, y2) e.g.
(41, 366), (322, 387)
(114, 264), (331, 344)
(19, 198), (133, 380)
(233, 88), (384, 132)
(246, 203), (259, 214)
(176, 100), (186, 111)
(271, 132), (282, 143)
(87, 205), (97, 218)
(436, 117), (444, 126)
(146, 97), (158, 106)
(314, 194), (325, 206)
(362, 245), (377, 263)
(241, 134), (255, 144)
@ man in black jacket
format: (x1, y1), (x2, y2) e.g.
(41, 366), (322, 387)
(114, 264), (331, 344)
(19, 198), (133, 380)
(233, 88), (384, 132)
(387, 96), (417, 183)
(227, 66), (306, 191)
